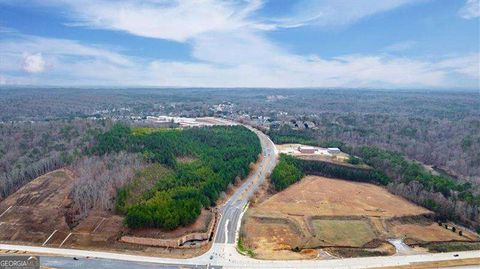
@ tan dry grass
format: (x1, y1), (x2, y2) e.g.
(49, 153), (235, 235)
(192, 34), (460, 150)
(311, 219), (376, 247)
(391, 223), (471, 242)
(256, 176), (431, 218)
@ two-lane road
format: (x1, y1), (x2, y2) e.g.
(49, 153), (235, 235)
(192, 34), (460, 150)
(214, 127), (278, 245)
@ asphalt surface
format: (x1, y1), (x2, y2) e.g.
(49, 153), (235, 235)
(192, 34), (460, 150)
(2, 244), (479, 268)
(214, 127), (278, 244)
(40, 256), (214, 269)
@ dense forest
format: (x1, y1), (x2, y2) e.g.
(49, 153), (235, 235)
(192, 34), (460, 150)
(268, 126), (344, 148)
(2, 88), (477, 183)
(0, 119), (110, 201)
(349, 146), (480, 228)
(92, 124), (261, 230)
(262, 90), (480, 183)
(307, 113), (479, 183)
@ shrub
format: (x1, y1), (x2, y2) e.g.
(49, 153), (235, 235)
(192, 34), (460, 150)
(347, 156), (361, 165)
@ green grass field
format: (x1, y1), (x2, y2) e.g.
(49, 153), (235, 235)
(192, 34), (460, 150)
(312, 219), (376, 247)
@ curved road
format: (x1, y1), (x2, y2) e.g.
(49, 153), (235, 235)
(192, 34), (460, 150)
(1, 124), (479, 268)
(213, 126), (278, 245)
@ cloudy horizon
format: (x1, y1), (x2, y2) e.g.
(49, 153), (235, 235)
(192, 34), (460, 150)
(0, 0), (479, 89)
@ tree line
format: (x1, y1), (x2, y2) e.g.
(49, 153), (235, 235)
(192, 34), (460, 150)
(268, 125), (344, 149)
(347, 145), (480, 228)
(270, 154), (389, 191)
(0, 119), (110, 201)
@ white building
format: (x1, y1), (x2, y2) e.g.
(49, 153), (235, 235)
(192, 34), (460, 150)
(327, 148), (341, 155)
(298, 146), (317, 154)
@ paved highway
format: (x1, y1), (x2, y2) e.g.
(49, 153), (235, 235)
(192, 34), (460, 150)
(213, 126), (278, 245)
(1, 124), (479, 268)
(2, 243), (479, 268)
(39, 256), (214, 269)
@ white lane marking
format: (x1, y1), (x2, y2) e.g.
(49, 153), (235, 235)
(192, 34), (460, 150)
(92, 218), (105, 233)
(235, 203), (249, 244)
(224, 219), (230, 245)
(59, 233), (72, 247)
(212, 212), (222, 243)
(0, 206), (12, 219)
(43, 230), (57, 246)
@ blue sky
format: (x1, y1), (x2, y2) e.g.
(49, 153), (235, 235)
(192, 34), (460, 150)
(0, 0), (478, 88)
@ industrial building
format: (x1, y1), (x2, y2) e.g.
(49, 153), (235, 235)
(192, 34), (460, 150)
(327, 148), (341, 155)
(298, 146), (317, 154)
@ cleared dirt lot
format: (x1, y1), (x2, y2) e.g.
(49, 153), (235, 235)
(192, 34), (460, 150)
(276, 143), (351, 164)
(0, 169), (212, 258)
(0, 170), (127, 249)
(0, 169), (73, 244)
(390, 222), (478, 243)
(242, 176), (479, 260)
(255, 176), (431, 218)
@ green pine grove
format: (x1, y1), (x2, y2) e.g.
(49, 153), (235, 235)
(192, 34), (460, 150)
(92, 124), (261, 230)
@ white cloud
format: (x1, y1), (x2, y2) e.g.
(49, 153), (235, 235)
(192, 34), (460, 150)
(39, 0), (423, 34)
(0, 34), (141, 85)
(0, 0), (478, 88)
(192, 31), (285, 66)
(27, 0), (265, 42)
(1, 35), (131, 66)
(22, 53), (46, 73)
(459, 0), (480, 19)
(0, 33), (478, 88)
(436, 54), (480, 79)
(0, 34), (132, 74)
(147, 56), (443, 88)
(267, 0), (421, 29)
(140, 52), (479, 88)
